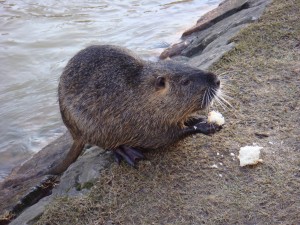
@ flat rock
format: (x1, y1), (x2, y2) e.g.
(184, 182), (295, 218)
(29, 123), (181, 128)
(181, 4), (268, 57)
(0, 132), (72, 216)
(182, 0), (249, 37)
(0, 130), (113, 224)
(53, 145), (112, 196)
(160, 0), (272, 69)
(9, 146), (112, 225)
(189, 42), (235, 70)
(188, 24), (246, 70)
(9, 196), (52, 225)
(159, 41), (188, 60)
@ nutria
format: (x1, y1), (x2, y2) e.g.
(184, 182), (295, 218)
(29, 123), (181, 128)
(49, 45), (221, 174)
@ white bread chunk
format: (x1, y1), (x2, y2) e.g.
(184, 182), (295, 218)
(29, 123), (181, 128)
(239, 145), (263, 167)
(207, 111), (225, 126)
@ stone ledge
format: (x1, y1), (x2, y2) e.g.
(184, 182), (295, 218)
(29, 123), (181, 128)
(160, 0), (272, 70)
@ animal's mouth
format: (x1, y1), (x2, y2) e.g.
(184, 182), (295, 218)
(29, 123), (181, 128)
(201, 86), (232, 111)
(201, 87), (219, 109)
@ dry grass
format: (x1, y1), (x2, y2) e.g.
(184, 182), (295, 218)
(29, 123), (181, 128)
(38, 0), (300, 224)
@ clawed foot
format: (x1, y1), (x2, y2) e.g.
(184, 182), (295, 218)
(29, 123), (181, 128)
(113, 145), (145, 167)
(184, 117), (223, 135)
(184, 116), (206, 126)
(193, 121), (223, 135)
(184, 118), (223, 136)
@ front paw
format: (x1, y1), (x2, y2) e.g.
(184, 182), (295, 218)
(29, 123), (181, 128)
(193, 122), (223, 136)
(184, 116), (206, 127)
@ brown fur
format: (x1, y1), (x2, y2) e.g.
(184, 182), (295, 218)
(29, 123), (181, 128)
(50, 45), (219, 174)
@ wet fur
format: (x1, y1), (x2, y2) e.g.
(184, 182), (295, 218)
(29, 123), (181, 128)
(51, 45), (219, 174)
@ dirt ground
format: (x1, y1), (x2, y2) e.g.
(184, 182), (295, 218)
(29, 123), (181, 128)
(38, 0), (300, 224)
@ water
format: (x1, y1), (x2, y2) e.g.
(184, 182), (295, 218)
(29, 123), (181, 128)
(0, 0), (222, 180)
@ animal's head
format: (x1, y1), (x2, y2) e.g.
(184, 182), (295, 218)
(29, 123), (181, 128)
(140, 60), (220, 123)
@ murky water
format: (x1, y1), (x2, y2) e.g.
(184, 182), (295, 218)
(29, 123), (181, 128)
(0, 0), (222, 180)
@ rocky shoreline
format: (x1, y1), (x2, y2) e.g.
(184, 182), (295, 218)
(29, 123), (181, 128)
(160, 0), (271, 70)
(0, 0), (272, 224)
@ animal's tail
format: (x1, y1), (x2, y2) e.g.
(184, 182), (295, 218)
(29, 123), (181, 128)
(48, 140), (85, 175)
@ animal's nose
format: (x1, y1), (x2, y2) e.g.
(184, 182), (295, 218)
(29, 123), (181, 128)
(215, 76), (221, 88)
(208, 72), (220, 88)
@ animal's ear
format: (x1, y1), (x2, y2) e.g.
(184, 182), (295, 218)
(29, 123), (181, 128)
(155, 76), (166, 90)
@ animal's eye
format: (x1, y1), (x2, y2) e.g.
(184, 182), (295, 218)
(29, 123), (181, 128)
(156, 76), (166, 89)
(181, 79), (190, 86)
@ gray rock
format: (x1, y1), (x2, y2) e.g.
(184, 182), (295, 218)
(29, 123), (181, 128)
(160, 0), (250, 59)
(159, 41), (188, 59)
(169, 55), (191, 64)
(249, 0), (272, 7)
(159, 0), (272, 69)
(186, 1), (272, 70)
(53, 145), (112, 196)
(188, 24), (246, 69)
(0, 132), (72, 217)
(202, 24), (247, 54)
(9, 145), (113, 225)
(10, 196), (51, 225)
(181, 4), (268, 57)
(189, 42), (235, 70)
(182, 0), (249, 37)
(0, 131), (112, 224)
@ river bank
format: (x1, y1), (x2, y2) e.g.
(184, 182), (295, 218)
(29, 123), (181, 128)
(2, 0), (300, 224)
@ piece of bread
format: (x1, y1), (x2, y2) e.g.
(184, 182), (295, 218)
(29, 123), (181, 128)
(207, 111), (225, 126)
(238, 146), (263, 167)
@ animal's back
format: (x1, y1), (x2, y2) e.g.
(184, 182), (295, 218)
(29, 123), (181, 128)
(58, 45), (145, 147)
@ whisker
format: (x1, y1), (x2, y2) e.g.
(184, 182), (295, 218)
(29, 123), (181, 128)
(215, 95), (230, 111)
(218, 93), (234, 109)
(205, 88), (211, 113)
(219, 92), (234, 101)
(207, 88), (214, 107)
(212, 90), (227, 111)
(201, 89), (207, 109)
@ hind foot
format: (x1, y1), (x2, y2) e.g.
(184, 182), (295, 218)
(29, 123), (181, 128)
(113, 145), (145, 167)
